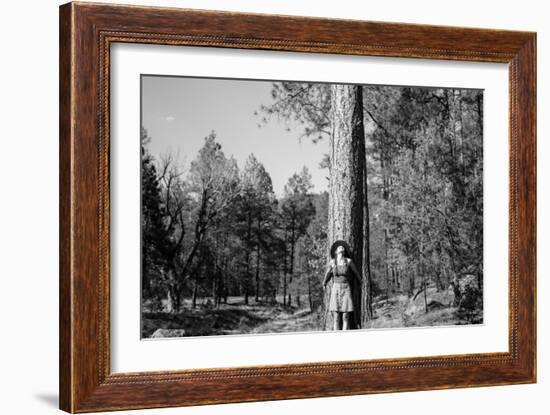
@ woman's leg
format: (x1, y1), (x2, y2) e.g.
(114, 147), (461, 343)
(332, 312), (341, 330)
(342, 312), (350, 330)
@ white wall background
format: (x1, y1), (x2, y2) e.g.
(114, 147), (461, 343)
(0, 1), (546, 414)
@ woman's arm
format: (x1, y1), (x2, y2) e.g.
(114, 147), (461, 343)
(323, 259), (334, 288)
(348, 259), (362, 282)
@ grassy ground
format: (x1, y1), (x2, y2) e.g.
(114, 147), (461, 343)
(142, 290), (481, 338)
(366, 297), (461, 329)
(142, 298), (320, 338)
(366, 288), (482, 329)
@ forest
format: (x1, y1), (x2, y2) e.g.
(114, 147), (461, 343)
(141, 81), (484, 338)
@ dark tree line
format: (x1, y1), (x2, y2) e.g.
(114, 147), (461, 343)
(141, 129), (319, 312)
(364, 86), (483, 313)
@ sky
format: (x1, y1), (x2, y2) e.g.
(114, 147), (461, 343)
(141, 75), (329, 196)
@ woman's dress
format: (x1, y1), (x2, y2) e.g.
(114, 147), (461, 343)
(328, 259), (354, 312)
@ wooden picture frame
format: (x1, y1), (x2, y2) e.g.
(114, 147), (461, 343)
(59, 2), (536, 412)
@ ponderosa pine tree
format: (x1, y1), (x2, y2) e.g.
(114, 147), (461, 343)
(236, 154), (277, 304)
(259, 82), (374, 328)
(141, 127), (171, 310)
(280, 167), (316, 306)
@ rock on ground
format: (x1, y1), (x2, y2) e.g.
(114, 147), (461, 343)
(150, 328), (187, 338)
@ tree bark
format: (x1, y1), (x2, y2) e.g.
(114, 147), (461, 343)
(282, 228), (288, 305)
(448, 89), (465, 199)
(307, 273), (313, 311)
(360, 99), (374, 325)
(244, 210), (252, 305)
(255, 214), (262, 302)
(288, 215), (296, 306)
(384, 229), (390, 296)
(191, 277), (198, 309)
(326, 84), (373, 329)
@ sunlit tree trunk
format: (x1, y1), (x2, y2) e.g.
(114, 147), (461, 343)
(244, 211), (252, 305)
(282, 228), (288, 305)
(288, 215), (296, 306)
(255, 214), (262, 302)
(192, 277), (198, 309)
(307, 274), (313, 311)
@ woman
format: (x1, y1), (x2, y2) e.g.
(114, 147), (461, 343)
(323, 240), (362, 330)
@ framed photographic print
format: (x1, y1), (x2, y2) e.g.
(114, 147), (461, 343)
(59, 2), (536, 412)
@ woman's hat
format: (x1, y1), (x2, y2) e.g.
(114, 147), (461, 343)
(330, 240), (352, 259)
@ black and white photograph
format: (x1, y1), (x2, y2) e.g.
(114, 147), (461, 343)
(140, 75), (484, 339)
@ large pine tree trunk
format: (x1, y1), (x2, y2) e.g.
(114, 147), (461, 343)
(307, 273), (313, 312)
(191, 277), (198, 309)
(360, 91), (374, 325)
(447, 89), (465, 200)
(282, 228), (288, 306)
(255, 215), (261, 302)
(326, 84), (373, 329)
(244, 210), (252, 305)
(288, 218), (295, 306)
